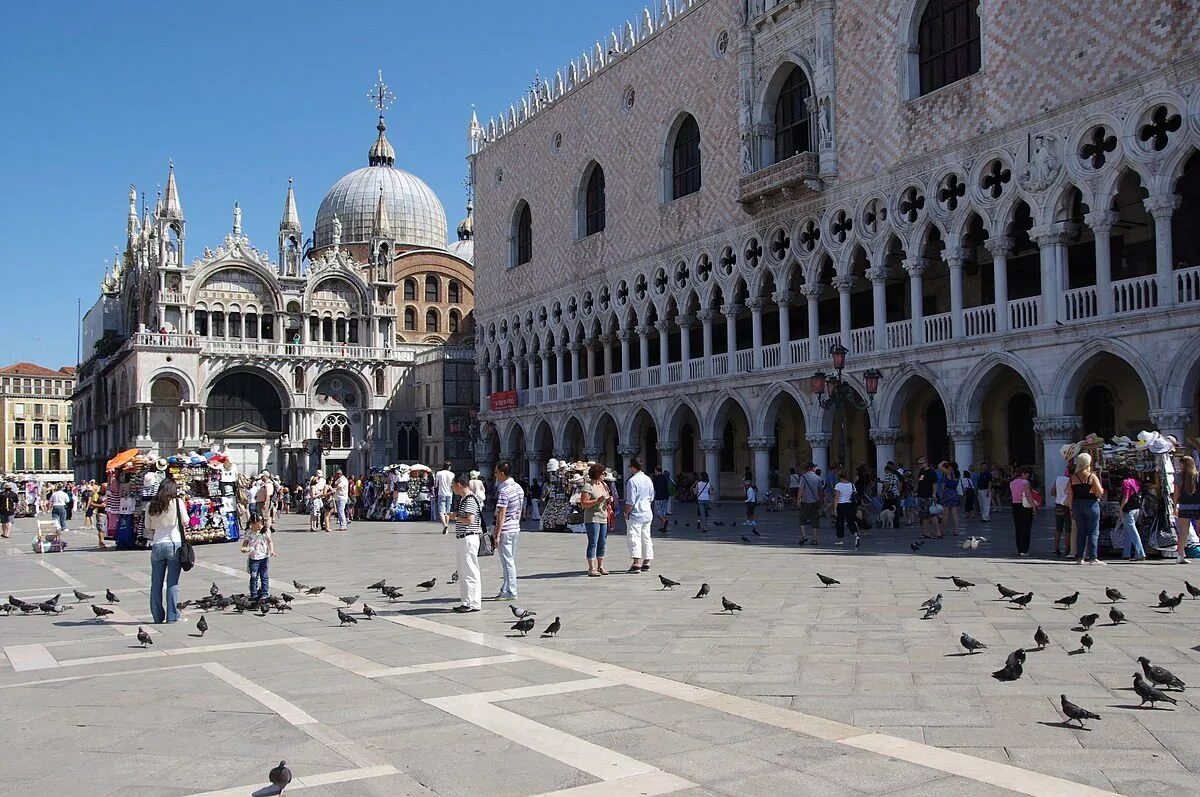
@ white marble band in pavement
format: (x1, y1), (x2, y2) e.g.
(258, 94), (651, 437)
(180, 764), (399, 797)
(530, 771), (697, 797)
(201, 662), (316, 726)
(34, 558), (83, 586)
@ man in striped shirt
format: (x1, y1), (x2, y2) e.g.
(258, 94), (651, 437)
(492, 461), (525, 600)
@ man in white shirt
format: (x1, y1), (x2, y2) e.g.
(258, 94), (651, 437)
(332, 469), (350, 531)
(49, 484), (71, 531)
(623, 458), (656, 572)
(433, 461), (456, 533)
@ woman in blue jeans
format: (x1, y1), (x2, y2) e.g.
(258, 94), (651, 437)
(578, 464), (611, 576)
(1066, 452), (1104, 564)
(144, 479), (189, 623)
(1118, 468), (1146, 560)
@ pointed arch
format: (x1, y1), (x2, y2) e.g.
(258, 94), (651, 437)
(578, 160), (606, 238)
(1048, 338), (1161, 416)
(956, 351), (1046, 423)
(874, 363), (953, 428)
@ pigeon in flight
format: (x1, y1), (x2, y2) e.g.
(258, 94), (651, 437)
(1080, 633), (1093, 653)
(1060, 695), (1101, 728)
(1109, 607), (1126, 625)
(510, 605), (536, 619)
(1158, 593), (1184, 612)
(1054, 591), (1079, 609)
(959, 632), (987, 654)
(951, 577), (974, 591)
(269, 760), (293, 793)
(338, 595), (359, 607)
(417, 578), (437, 591)
(367, 579), (387, 590)
(694, 583), (709, 599)
(337, 609), (357, 626)
(1137, 657), (1186, 690)
(92, 605), (114, 619)
(137, 627), (153, 647)
(995, 584), (1019, 599)
(721, 596), (743, 613)
(304, 586), (326, 595)
(106, 589), (120, 604)
(1034, 626), (1050, 650)
(1078, 613), (1099, 631)
(1133, 672), (1177, 708)
(658, 575), (680, 590)
(543, 617), (561, 637)
(197, 615), (209, 637)
(1009, 591), (1033, 609)
(511, 617), (536, 635)
(921, 593), (943, 609)
(817, 573), (840, 587)
(1185, 580), (1200, 599)
(362, 604), (377, 619)
(1105, 587), (1126, 603)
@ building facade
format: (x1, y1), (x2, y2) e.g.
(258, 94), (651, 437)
(1, 363), (76, 480)
(72, 109), (478, 483)
(470, 0), (1200, 496)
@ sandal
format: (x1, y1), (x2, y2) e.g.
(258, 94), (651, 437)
(627, 566), (641, 573)
(598, 567), (609, 575)
(641, 563), (651, 572)
(587, 570), (601, 577)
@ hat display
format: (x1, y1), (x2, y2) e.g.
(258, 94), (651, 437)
(155, 458), (168, 471)
(546, 458), (560, 473)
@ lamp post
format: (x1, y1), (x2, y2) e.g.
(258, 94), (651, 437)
(810, 344), (883, 472)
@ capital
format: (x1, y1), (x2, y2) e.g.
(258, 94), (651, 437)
(656, 440), (678, 453)
(540, 350), (553, 361)
(941, 247), (968, 267)
(805, 432), (832, 447)
(1149, 408), (1193, 431)
(617, 444), (640, 456)
(1143, 194), (1181, 219)
(616, 328), (633, 342)
(675, 313), (696, 328)
(554, 344), (568, 356)
(947, 422), (981, 441)
(798, 283), (823, 298)
(720, 303), (740, 318)
(583, 447), (603, 461)
(475, 365), (489, 376)
(498, 450), (517, 463)
(1032, 415), (1080, 440)
(1083, 210), (1118, 235)
(635, 324), (653, 337)
(771, 290), (794, 305)
(747, 436), (775, 451)
(903, 257), (931, 278)
(1028, 224), (1072, 246)
(698, 438), (724, 453)
(745, 297), (766, 311)
(864, 267), (889, 283)
(654, 319), (671, 332)
(868, 427), (902, 445)
(831, 275), (855, 292)
(599, 333), (614, 346)
(525, 451), (542, 462)
(697, 308), (719, 323)
(500, 356), (513, 367)
(983, 236), (1014, 258)
(568, 341), (581, 353)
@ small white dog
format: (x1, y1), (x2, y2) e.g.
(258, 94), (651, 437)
(877, 508), (896, 528)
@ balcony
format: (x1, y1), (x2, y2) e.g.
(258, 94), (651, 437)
(737, 152), (820, 212)
(126, 331), (434, 364)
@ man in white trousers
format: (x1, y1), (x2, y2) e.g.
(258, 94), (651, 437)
(624, 458), (655, 573)
(450, 475), (483, 612)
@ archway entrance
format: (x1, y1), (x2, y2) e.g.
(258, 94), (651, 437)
(889, 375), (948, 467)
(205, 371), (284, 475)
(149, 377), (184, 454)
(963, 362), (1040, 471)
(561, 417), (585, 462)
(1065, 353), (1150, 438)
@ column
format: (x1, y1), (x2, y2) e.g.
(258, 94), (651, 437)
(583, 447), (602, 463)
(617, 444), (640, 475)
(833, 276), (853, 347)
(501, 358), (512, 392)
(747, 298), (765, 368)
(554, 345), (566, 386)
(655, 319), (671, 378)
(805, 432), (831, 476)
(514, 355), (526, 390)
(748, 437), (773, 492)
(865, 266), (888, 351)
(772, 291), (793, 363)
(721, 303), (738, 358)
(490, 364), (501, 397)
(699, 438), (722, 499)
(676, 315), (694, 369)
(1033, 415), (1080, 494)
(801, 284), (821, 361)
(948, 423), (980, 469)
(1145, 194), (1180, 306)
(657, 441), (677, 478)
(904, 257), (927, 345)
(525, 452), (543, 483)
(526, 354), (537, 391)
(1085, 211), (1116, 316)
(943, 246), (966, 338)
(618, 329), (632, 373)
(600, 334), (614, 377)
(698, 308), (716, 360)
(1150, 409), (1193, 441)
(1031, 225), (1068, 326)
(868, 428), (901, 477)
(636, 325), (652, 372)
(568, 341), (581, 383)
(478, 367), (489, 412)
(540, 352), (551, 388)
(585, 339), (597, 380)
(984, 237), (1012, 332)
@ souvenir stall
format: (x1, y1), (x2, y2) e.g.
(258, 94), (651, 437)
(376, 464), (433, 521)
(539, 459), (618, 532)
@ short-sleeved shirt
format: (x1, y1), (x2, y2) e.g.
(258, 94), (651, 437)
(651, 473), (669, 501)
(975, 471), (993, 490)
(455, 494), (483, 535)
(916, 468), (938, 498)
(833, 481), (856, 504)
(434, 469), (455, 496)
(799, 472), (822, 504)
(1053, 476), (1071, 506)
(625, 471), (655, 523)
(581, 482), (610, 525)
(694, 480), (712, 502)
(787, 472), (801, 490)
(246, 528), (272, 560)
(745, 486), (757, 504)
(1009, 477), (1031, 505)
(495, 478), (525, 534)
(50, 490), (70, 507)
(333, 476), (349, 499)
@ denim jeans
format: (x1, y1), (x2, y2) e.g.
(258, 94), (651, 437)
(585, 522), (608, 559)
(1073, 500), (1101, 562)
(150, 541), (182, 623)
(696, 500), (710, 527)
(335, 496), (349, 528)
(51, 505), (68, 531)
(1121, 509), (1145, 558)
(248, 557), (270, 598)
(498, 532), (519, 598)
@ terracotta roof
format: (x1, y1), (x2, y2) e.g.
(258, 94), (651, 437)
(0, 362), (76, 378)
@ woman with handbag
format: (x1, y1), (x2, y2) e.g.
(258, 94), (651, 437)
(1008, 466), (1037, 557)
(144, 479), (188, 624)
(830, 469), (858, 546)
(1066, 452), (1104, 564)
(1118, 468), (1146, 561)
(578, 464), (611, 576)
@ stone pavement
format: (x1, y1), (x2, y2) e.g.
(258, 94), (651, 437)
(1, 504), (1197, 797)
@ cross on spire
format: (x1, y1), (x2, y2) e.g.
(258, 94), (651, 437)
(368, 69), (396, 116)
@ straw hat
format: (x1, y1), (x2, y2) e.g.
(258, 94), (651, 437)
(155, 458), (168, 471)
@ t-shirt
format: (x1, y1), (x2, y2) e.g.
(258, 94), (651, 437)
(580, 482), (610, 524)
(651, 473), (670, 501)
(975, 471), (993, 490)
(144, 498), (186, 545)
(333, 475), (349, 499)
(1053, 476), (1071, 506)
(881, 471), (900, 498)
(694, 480), (712, 502)
(434, 469), (455, 497)
(833, 481), (856, 504)
(745, 486), (757, 504)
(799, 472), (822, 504)
(468, 478), (486, 504)
(916, 468), (938, 498)
(625, 471), (655, 523)
(495, 478), (525, 534)
(50, 490), (70, 508)
(787, 472), (801, 490)
(1009, 477), (1031, 505)
(246, 528), (272, 560)
(455, 494), (482, 534)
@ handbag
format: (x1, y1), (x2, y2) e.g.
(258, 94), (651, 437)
(477, 530), (495, 557)
(1122, 490), (1142, 512)
(928, 502), (944, 515)
(175, 500), (196, 572)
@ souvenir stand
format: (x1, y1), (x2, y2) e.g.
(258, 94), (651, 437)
(540, 458), (573, 531)
(376, 464), (432, 521)
(406, 465), (433, 520)
(179, 453), (241, 546)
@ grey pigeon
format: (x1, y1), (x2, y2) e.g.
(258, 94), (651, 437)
(1137, 657), (1185, 690)
(921, 599), (942, 620)
(510, 605), (536, 619)
(694, 583), (709, 599)
(92, 605), (114, 619)
(1109, 607), (1126, 625)
(511, 617), (535, 635)
(1034, 626), (1050, 650)
(817, 573), (839, 587)
(921, 593), (942, 609)
(292, 580), (307, 591)
(417, 578), (437, 590)
(280, 592), (295, 604)
(960, 632), (987, 654)
(1078, 613), (1099, 631)
(543, 617), (561, 637)
(721, 596), (742, 613)
(995, 583), (1019, 599)
(1186, 580), (1200, 599)
(1158, 593), (1184, 612)
(1105, 587), (1126, 603)
(1009, 591), (1033, 609)
(1133, 672), (1177, 708)
(1080, 633), (1093, 653)
(381, 586), (403, 601)
(1054, 591), (1079, 609)
(304, 585), (325, 595)
(1158, 589), (1170, 605)
(137, 627), (153, 647)
(337, 608), (357, 626)
(367, 579), (387, 590)
(362, 603), (377, 619)
(337, 595), (359, 607)
(39, 602), (68, 614)
(106, 589), (120, 604)
(1060, 695), (1101, 727)
(658, 575), (680, 590)
(269, 760), (292, 793)
(951, 577), (974, 591)
(197, 615), (208, 636)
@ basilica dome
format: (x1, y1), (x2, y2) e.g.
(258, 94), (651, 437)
(312, 118), (448, 251)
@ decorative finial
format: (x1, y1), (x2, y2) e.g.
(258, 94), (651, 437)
(331, 214), (342, 248)
(233, 201), (242, 236)
(368, 69), (396, 117)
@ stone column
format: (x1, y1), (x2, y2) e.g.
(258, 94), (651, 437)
(948, 422), (980, 469)
(904, 257), (928, 345)
(618, 329), (632, 373)
(805, 432), (831, 476)
(1031, 226), (1069, 326)
(568, 341), (581, 383)
(585, 339), (597, 380)
(657, 441), (677, 478)
(747, 298), (765, 368)
(477, 366), (489, 412)
(514, 354), (526, 390)
(636, 325), (652, 371)
(676, 314), (694, 368)
(655, 319), (671, 377)
(540, 352), (551, 388)
(721, 304), (738, 357)
(1145, 194), (1181, 306)
(1033, 415), (1081, 492)
(698, 308), (716, 361)
(525, 452), (543, 483)
(600, 333), (614, 377)
(501, 358), (512, 392)
(554, 344), (566, 386)
(801, 284), (821, 361)
(866, 266), (888, 351)
(984, 237), (1012, 332)
(772, 291), (793, 363)
(617, 444), (640, 475)
(833, 276), (854, 347)
(943, 246), (967, 338)
(583, 447), (602, 463)
(1084, 211), (1116, 316)
(699, 438), (723, 499)
(869, 427), (901, 477)
(526, 354), (537, 390)
(748, 436), (774, 492)
(1150, 409), (1193, 442)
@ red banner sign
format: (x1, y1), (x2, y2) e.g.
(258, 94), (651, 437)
(489, 390), (518, 411)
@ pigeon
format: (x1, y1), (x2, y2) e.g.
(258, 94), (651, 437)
(1009, 592), (1034, 609)
(1185, 580), (1200, 599)
(1060, 695), (1101, 728)
(694, 583), (710, 599)
(995, 584), (1020, 599)
(1158, 589), (1170, 605)
(1034, 626), (1050, 650)
(304, 585), (326, 595)
(0, 604), (12, 615)
(817, 573), (840, 587)
(45, 593), (61, 606)
(751, 527), (762, 536)
(177, 600), (193, 611)
(960, 632), (987, 654)
(137, 627), (153, 647)
(1133, 672), (1177, 708)
(1006, 648), (1027, 667)
(740, 535), (753, 544)
(1078, 613), (1099, 631)
(197, 615), (208, 636)
(921, 593), (943, 609)
(280, 593), (295, 605)
(921, 599), (943, 620)
(417, 578), (437, 591)
(1137, 657), (1186, 690)
(1109, 607), (1126, 625)
(951, 577), (975, 591)
(19, 603), (38, 614)
(362, 604), (377, 619)
(40, 602), (68, 615)
(542, 617), (561, 637)
(992, 659), (1023, 681)
(1054, 591), (1079, 609)
(1080, 633), (1093, 653)
(510, 605), (536, 619)
(910, 542), (921, 551)
(338, 595), (359, 607)
(721, 596), (743, 613)
(292, 580), (307, 591)
(210, 582), (220, 597)
(381, 586), (403, 601)
(511, 617), (535, 635)
(1158, 593), (1184, 612)
(367, 579), (387, 590)
(450, 571), (459, 584)
(7, 595), (28, 609)
(337, 609), (357, 626)
(1105, 587), (1126, 603)
(269, 760), (293, 793)
(92, 605), (114, 619)
(106, 589), (120, 604)
(658, 575), (680, 590)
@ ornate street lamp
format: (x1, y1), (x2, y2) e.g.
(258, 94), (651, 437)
(810, 344), (883, 470)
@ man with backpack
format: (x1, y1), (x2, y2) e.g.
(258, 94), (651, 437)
(796, 462), (823, 545)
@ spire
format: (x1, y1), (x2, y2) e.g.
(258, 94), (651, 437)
(367, 70), (397, 167)
(161, 162), (183, 219)
(373, 184), (392, 236)
(456, 200), (474, 242)
(127, 184), (139, 238)
(468, 105), (484, 156)
(280, 177), (301, 232)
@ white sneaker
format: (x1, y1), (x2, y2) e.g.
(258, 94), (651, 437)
(835, 539), (844, 546)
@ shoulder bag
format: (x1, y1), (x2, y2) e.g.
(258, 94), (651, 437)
(175, 499), (196, 572)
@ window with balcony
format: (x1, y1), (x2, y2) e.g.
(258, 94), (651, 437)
(49, 425), (59, 442)
(34, 403), (44, 418)
(49, 450), (61, 471)
(33, 423), (44, 442)
(773, 66), (812, 163)
(670, 114), (702, 199)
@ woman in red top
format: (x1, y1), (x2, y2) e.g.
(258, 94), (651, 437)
(1118, 469), (1146, 561)
(1008, 467), (1037, 557)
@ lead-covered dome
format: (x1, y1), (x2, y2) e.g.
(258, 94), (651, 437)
(313, 117), (448, 251)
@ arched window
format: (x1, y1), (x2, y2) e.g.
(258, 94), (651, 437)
(404, 307), (416, 331)
(424, 275), (439, 303)
(773, 67), (812, 162)
(449, 309), (460, 333)
(448, 280), (461, 304)
(403, 279), (417, 301)
(671, 114), (702, 200)
(513, 202), (532, 266)
(425, 308), (439, 332)
(585, 165), (606, 235)
(374, 367), (385, 396)
(293, 365), (305, 393)
(917, 0), (981, 96)
(318, 413), (351, 450)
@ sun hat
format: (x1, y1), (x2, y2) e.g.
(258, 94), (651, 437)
(155, 458), (168, 471)
(469, 470), (481, 479)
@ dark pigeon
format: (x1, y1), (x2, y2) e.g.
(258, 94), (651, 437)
(542, 617), (561, 637)
(1078, 613), (1099, 631)
(817, 573), (840, 587)
(367, 579), (387, 590)
(1133, 672), (1177, 708)
(269, 760), (292, 793)
(721, 596), (743, 613)
(362, 604), (377, 619)
(1109, 607), (1126, 625)
(658, 575), (680, 590)
(417, 578), (437, 591)
(1105, 587), (1126, 603)
(1034, 626), (1050, 650)
(921, 593), (943, 609)
(1186, 580), (1200, 599)
(197, 615), (208, 636)
(137, 627), (153, 647)
(995, 584), (1020, 599)
(92, 605), (114, 619)
(1009, 592), (1034, 609)
(1158, 593), (1184, 612)
(304, 585), (326, 595)
(1060, 695), (1101, 728)
(921, 599), (942, 620)
(382, 586), (403, 601)
(338, 595), (359, 607)
(694, 583), (710, 599)
(337, 609), (357, 626)
(106, 589), (120, 604)
(511, 617), (535, 635)
(1137, 657), (1186, 690)
(1080, 633), (1093, 653)
(1054, 591), (1079, 609)
(951, 577), (974, 591)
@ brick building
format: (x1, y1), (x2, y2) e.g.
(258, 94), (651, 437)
(469, 0), (1200, 494)
(0, 363), (76, 480)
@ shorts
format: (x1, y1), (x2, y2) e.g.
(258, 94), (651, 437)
(745, 501), (757, 518)
(437, 494), (453, 516)
(917, 497), (937, 520)
(85, 507), (95, 518)
(0, 512), (12, 524)
(798, 502), (819, 526)
(653, 500), (669, 517)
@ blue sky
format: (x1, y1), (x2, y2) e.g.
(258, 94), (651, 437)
(0, 0), (645, 368)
